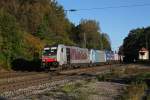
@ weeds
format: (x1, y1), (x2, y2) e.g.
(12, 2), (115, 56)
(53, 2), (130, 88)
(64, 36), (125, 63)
(95, 66), (150, 100)
(96, 74), (106, 81)
(121, 82), (147, 100)
(62, 83), (77, 93)
(44, 92), (54, 96)
(61, 82), (87, 100)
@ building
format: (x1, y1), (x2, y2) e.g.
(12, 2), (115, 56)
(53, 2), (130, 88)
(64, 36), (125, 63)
(139, 47), (149, 60)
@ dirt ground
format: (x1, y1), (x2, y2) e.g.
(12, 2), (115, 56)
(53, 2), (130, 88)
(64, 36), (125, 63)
(1, 64), (150, 100)
(24, 80), (125, 100)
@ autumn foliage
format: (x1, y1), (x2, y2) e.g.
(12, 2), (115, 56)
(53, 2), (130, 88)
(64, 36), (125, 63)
(0, 0), (111, 69)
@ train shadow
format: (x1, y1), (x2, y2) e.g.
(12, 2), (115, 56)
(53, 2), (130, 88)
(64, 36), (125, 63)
(137, 61), (150, 67)
(11, 58), (43, 72)
(0, 97), (8, 100)
(79, 73), (98, 78)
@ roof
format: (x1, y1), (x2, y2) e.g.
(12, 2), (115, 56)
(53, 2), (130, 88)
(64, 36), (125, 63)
(139, 47), (148, 52)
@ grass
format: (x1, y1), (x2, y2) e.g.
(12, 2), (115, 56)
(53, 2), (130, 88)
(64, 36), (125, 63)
(96, 74), (106, 81)
(41, 66), (150, 100)
(60, 80), (111, 100)
(62, 83), (77, 93)
(95, 66), (150, 100)
(121, 82), (147, 100)
(61, 81), (89, 100)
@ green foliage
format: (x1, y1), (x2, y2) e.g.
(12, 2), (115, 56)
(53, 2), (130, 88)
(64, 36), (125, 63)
(62, 83), (77, 93)
(69, 19), (111, 49)
(0, 0), (112, 69)
(0, 9), (44, 69)
(101, 33), (111, 50)
(121, 27), (150, 62)
(0, 10), (22, 68)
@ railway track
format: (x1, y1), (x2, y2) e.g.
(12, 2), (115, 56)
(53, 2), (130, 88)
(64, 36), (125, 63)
(0, 73), (49, 86)
(0, 64), (122, 99)
(0, 71), (42, 79)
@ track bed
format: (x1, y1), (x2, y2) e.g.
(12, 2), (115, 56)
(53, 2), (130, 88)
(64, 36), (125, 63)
(0, 64), (122, 99)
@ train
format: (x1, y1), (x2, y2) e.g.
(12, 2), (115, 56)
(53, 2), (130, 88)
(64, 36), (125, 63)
(41, 44), (123, 69)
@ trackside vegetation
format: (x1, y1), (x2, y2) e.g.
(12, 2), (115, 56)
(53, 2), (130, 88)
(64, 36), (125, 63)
(119, 27), (150, 62)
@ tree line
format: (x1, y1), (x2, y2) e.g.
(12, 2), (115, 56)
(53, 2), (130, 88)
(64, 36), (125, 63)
(0, 0), (111, 69)
(119, 27), (150, 62)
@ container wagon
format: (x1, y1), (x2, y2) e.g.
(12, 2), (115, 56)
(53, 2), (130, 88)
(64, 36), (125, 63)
(105, 50), (114, 64)
(90, 49), (106, 66)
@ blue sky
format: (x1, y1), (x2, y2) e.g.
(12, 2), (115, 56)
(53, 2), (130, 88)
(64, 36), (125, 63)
(57, 0), (150, 50)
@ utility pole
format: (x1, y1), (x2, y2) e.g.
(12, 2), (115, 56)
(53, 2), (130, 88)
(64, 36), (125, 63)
(83, 32), (87, 48)
(145, 33), (149, 60)
(100, 35), (103, 50)
(146, 34), (148, 49)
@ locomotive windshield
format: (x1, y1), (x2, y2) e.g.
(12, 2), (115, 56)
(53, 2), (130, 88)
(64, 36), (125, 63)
(42, 47), (57, 56)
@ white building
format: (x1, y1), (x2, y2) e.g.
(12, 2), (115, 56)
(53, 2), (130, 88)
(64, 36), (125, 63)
(139, 48), (149, 60)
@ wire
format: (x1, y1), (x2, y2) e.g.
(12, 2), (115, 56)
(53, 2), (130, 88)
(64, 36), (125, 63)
(66, 3), (150, 11)
(94, 0), (149, 4)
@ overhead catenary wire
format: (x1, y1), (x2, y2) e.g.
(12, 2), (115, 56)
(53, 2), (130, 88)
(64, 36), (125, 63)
(65, 3), (150, 12)
(91, 0), (150, 4)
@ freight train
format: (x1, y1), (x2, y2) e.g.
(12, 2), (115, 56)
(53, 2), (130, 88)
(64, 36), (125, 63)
(41, 44), (123, 69)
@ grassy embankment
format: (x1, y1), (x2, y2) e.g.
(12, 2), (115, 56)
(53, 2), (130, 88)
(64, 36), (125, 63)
(96, 65), (150, 100)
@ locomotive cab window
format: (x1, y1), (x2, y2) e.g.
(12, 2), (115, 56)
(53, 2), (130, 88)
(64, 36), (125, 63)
(43, 47), (57, 56)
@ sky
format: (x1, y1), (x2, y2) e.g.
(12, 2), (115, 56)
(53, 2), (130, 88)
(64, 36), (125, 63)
(57, 0), (150, 50)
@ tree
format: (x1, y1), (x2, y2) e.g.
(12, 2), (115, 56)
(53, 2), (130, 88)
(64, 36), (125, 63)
(101, 33), (111, 50)
(71, 19), (111, 49)
(76, 19), (101, 49)
(0, 10), (22, 68)
(122, 27), (150, 62)
(0, 0), (112, 69)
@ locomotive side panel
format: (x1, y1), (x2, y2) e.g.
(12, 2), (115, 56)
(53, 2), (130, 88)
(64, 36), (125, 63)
(57, 45), (67, 66)
(67, 46), (90, 64)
